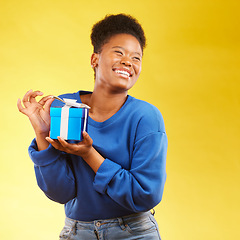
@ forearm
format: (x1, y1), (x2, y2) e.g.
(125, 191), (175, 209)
(35, 132), (50, 151)
(82, 147), (105, 173)
(47, 132), (105, 173)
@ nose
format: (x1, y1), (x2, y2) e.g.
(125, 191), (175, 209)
(120, 57), (132, 67)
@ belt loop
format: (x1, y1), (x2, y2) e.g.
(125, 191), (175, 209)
(73, 220), (77, 235)
(94, 230), (100, 240)
(117, 218), (126, 230)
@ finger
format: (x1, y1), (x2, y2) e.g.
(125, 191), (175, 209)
(57, 137), (73, 149)
(45, 137), (54, 144)
(82, 131), (93, 146)
(22, 90), (43, 107)
(46, 137), (63, 151)
(29, 91), (44, 103)
(56, 137), (78, 154)
(41, 97), (55, 114)
(22, 89), (33, 108)
(17, 98), (27, 115)
(37, 95), (53, 107)
(38, 95), (53, 104)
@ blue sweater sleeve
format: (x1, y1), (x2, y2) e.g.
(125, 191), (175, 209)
(93, 112), (168, 212)
(28, 139), (76, 204)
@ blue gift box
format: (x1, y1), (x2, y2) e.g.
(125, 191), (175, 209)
(50, 105), (89, 141)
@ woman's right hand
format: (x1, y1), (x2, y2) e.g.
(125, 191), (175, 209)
(17, 90), (54, 150)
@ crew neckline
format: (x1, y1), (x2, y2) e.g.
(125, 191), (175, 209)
(74, 90), (133, 128)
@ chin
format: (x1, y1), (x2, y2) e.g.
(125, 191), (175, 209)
(115, 82), (133, 91)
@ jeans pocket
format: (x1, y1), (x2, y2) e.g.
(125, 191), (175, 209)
(59, 226), (72, 239)
(124, 215), (157, 235)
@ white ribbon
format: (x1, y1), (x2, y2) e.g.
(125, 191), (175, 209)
(60, 104), (71, 139)
(83, 108), (88, 132)
(59, 98), (89, 140)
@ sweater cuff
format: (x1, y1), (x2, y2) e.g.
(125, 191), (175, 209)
(93, 158), (121, 194)
(28, 138), (61, 166)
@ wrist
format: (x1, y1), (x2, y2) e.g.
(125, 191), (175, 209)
(35, 132), (50, 151)
(81, 146), (95, 161)
(35, 131), (49, 138)
(82, 147), (104, 173)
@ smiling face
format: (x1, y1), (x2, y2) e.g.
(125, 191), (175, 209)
(91, 33), (142, 94)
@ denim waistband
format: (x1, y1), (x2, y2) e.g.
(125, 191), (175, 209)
(65, 211), (152, 230)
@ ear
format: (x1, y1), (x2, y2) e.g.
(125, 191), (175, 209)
(91, 53), (99, 68)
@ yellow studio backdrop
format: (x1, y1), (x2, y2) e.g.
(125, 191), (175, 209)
(0, 0), (239, 239)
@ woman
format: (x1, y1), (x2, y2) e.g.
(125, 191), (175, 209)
(17, 14), (167, 240)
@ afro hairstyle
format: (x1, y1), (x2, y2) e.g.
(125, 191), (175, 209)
(90, 14), (146, 53)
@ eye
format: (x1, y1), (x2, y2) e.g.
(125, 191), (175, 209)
(133, 56), (141, 62)
(114, 50), (123, 55)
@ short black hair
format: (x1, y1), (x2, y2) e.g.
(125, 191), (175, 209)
(91, 14), (146, 53)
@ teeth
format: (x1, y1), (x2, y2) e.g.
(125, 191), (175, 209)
(115, 70), (130, 77)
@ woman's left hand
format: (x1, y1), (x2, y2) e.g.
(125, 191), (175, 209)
(46, 131), (93, 158)
(46, 131), (105, 173)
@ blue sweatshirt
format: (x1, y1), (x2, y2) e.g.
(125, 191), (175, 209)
(29, 91), (168, 221)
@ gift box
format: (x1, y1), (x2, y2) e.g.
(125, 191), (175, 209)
(50, 98), (90, 141)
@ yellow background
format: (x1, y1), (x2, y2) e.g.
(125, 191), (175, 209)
(0, 0), (239, 239)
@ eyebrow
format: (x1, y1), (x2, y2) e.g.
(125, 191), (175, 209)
(112, 46), (142, 57)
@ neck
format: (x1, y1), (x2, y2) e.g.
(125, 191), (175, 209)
(85, 87), (128, 122)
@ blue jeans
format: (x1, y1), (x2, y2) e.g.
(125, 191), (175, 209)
(59, 211), (161, 240)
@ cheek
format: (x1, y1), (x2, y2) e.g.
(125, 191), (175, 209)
(98, 60), (111, 75)
(135, 64), (142, 76)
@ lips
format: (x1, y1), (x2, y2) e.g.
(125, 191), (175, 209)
(113, 68), (133, 78)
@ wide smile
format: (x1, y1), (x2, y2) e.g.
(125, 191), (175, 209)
(113, 68), (133, 79)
